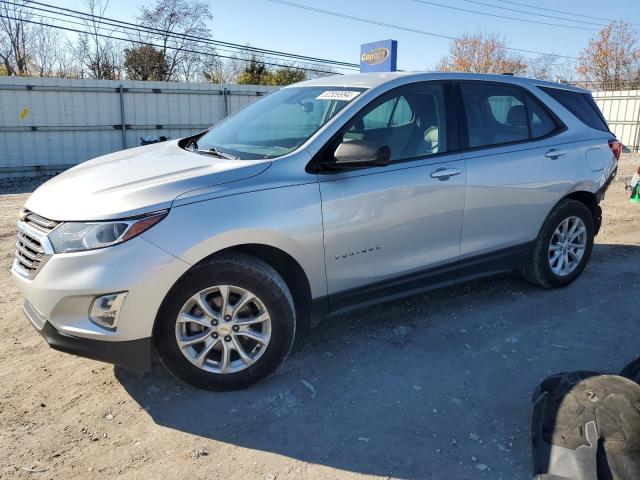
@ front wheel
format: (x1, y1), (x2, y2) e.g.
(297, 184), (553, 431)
(154, 253), (296, 391)
(523, 199), (595, 289)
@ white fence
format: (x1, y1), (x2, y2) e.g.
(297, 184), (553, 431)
(0, 77), (276, 177)
(2, 79), (638, 178)
(592, 90), (640, 153)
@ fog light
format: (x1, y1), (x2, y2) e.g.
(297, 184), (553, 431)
(89, 292), (127, 330)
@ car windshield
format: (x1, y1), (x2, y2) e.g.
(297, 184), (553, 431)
(192, 86), (366, 160)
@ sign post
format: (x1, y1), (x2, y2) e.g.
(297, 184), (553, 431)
(360, 40), (398, 73)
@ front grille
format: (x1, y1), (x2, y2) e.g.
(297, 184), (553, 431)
(14, 210), (58, 278)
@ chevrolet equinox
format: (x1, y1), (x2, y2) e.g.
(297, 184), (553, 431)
(12, 72), (619, 390)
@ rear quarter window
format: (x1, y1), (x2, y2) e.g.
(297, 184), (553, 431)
(525, 93), (557, 139)
(539, 86), (609, 132)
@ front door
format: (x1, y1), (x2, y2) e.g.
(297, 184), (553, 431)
(317, 82), (467, 308)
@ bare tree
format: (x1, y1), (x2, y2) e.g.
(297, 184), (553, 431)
(528, 55), (558, 81)
(74, 0), (122, 79)
(178, 46), (210, 82)
(577, 21), (640, 90)
(137, 0), (213, 81)
(54, 38), (85, 78)
(435, 31), (528, 76)
(202, 54), (237, 84)
(30, 22), (65, 77)
(553, 60), (580, 85)
(305, 64), (335, 80)
(0, 0), (31, 75)
(202, 47), (262, 85)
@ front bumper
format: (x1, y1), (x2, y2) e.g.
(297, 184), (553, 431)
(24, 301), (151, 372)
(12, 235), (191, 370)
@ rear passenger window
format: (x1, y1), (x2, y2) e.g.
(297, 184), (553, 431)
(461, 83), (529, 148)
(539, 87), (609, 132)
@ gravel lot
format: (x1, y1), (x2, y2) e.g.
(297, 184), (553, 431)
(1, 155), (639, 480)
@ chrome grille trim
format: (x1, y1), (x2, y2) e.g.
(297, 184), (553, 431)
(16, 251), (36, 268)
(17, 231), (42, 253)
(22, 210), (60, 232)
(15, 240), (39, 261)
(13, 211), (57, 279)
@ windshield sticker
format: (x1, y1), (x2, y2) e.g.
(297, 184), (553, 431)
(316, 90), (361, 101)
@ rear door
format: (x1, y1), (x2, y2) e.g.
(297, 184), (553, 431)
(317, 82), (467, 303)
(457, 81), (571, 257)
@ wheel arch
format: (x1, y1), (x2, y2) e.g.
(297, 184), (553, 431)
(154, 243), (317, 336)
(531, 189), (601, 252)
(562, 190), (602, 234)
(216, 244), (314, 330)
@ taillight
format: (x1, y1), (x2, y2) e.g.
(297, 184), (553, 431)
(608, 138), (622, 160)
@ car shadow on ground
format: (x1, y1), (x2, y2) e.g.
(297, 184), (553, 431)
(115, 244), (640, 479)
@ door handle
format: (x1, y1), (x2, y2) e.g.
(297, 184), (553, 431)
(545, 149), (567, 159)
(431, 168), (461, 180)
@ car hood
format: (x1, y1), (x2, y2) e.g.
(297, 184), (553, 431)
(25, 140), (271, 221)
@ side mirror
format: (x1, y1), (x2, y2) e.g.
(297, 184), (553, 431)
(331, 141), (391, 169)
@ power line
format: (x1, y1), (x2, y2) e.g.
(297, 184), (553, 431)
(1, 0), (359, 69)
(0, 13), (343, 75)
(489, 0), (640, 27)
(22, 8), (341, 70)
(412, 0), (598, 31)
(3, 0), (358, 71)
(452, 0), (610, 28)
(24, 0), (359, 68)
(266, 0), (579, 60)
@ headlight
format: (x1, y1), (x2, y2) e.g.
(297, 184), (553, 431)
(48, 211), (167, 253)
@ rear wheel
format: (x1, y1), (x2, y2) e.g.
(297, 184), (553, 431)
(154, 253), (296, 390)
(523, 199), (594, 288)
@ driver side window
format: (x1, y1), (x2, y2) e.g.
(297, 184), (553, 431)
(340, 83), (447, 162)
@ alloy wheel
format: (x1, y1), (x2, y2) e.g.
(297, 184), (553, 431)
(175, 285), (271, 374)
(548, 216), (587, 277)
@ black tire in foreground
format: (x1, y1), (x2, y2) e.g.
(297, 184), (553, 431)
(154, 253), (296, 391)
(523, 199), (595, 289)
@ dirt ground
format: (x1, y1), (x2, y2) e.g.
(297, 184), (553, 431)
(1, 154), (639, 480)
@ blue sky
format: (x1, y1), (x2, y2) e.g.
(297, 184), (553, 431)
(46, 0), (640, 72)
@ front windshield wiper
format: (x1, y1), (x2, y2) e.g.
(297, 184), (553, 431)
(188, 141), (238, 160)
(194, 147), (238, 160)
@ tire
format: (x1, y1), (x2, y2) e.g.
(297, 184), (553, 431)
(523, 199), (594, 289)
(532, 373), (640, 480)
(154, 253), (296, 391)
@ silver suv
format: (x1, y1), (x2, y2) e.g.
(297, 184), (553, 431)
(12, 72), (619, 390)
